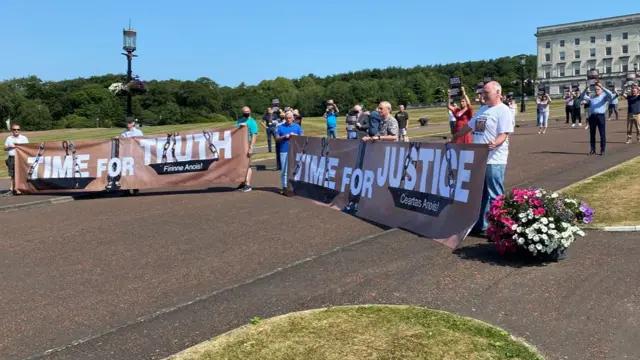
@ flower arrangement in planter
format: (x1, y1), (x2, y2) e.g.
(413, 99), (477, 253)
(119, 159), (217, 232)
(486, 188), (594, 261)
(108, 75), (146, 96)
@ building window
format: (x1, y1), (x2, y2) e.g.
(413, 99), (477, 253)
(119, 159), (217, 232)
(574, 38), (580, 45)
(606, 34), (611, 41)
(622, 32), (628, 40)
(545, 71), (551, 79)
(606, 47), (612, 56)
(559, 51), (565, 61)
(590, 48), (596, 57)
(605, 61), (612, 74)
(560, 40), (565, 47)
(575, 50), (580, 59)
(545, 42), (550, 49)
(559, 67), (565, 77)
(622, 64), (628, 72)
(622, 45), (628, 54)
(574, 65), (580, 76)
(545, 53), (551, 62)
(590, 36), (595, 43)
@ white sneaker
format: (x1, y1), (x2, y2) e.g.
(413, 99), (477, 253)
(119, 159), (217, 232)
(579, 123), (583, 126)
(572, 124), (576, 128)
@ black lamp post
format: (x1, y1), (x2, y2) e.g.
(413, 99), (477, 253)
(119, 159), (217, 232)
(519, 55), (526, 113)
(635, 63), (638, 76)
(122, 24), (137, 122)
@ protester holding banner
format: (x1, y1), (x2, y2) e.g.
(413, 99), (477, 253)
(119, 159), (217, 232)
(235, 106), (259, 192)
(276, 111), (303, 194)
(121, 119), (144, 137)
(451, 81), (514, 237)
(447, 87), (473, 144)
(3, 123), (29, 196)
(362, 102), (398, 142)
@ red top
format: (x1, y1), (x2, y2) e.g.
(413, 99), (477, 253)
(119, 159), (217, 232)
(452, 107), (473, 122)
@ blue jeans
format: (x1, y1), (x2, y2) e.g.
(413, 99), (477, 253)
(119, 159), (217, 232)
(327, 128), (336, 138)
(474, 164), (506, 232)
(347, 130), (358, 139)
(537, 111), (549, 127)
(280, 152), (289, 189)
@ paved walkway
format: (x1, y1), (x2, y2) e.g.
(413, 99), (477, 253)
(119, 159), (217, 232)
(1, 119), (639, 360)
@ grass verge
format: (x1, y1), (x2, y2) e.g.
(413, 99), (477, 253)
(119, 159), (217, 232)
(561, 156), (640, 227)
(164, 305), (543, 360)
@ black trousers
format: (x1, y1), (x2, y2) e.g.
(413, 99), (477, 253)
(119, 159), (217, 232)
(565, 106), (574, 123)
(573, 107), (582, 123)
(588, 113), (606, 153)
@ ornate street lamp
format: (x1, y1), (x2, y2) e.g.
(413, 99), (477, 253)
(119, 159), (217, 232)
(122, 23), (137, 122)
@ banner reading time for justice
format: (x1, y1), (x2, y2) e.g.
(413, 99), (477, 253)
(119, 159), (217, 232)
(14, 126), (250, 193)
(286, 137), (489, 248)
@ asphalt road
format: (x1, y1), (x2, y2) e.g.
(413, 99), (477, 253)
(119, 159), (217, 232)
(1, 119), (639, 360)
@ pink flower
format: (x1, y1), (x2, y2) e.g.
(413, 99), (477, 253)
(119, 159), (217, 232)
(534, 199), (543, 207)
(533, 207), (546, 216)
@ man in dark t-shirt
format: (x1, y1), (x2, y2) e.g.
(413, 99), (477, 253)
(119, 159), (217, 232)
(395, 105), (409, 142)
(617, 85), (640, 143)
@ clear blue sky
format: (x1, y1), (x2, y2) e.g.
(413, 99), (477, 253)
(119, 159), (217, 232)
(0, 1), (630, 87)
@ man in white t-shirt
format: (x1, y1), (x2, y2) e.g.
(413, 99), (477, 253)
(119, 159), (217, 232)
(451, 81), (514, 236)
(4, 123), (29, 195)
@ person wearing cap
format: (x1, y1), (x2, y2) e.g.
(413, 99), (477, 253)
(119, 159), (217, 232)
(324, 100), (339, 138)
(3, 123), (29, 196)
(121, 118), (144, 137)
(578, 81), (614, 155)
(235, 106), (259, 192)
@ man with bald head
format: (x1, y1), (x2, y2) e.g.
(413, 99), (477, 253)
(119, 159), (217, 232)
(452, 81), (514, 237)
(235, 106), (259, 192)
(362, 101), (399, 142)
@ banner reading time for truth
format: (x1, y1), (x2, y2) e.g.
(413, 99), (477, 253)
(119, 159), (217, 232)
(286, 137), (489, 248)
(14, 126), (249, 193)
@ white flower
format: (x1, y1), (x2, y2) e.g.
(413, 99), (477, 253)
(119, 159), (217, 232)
(517, 227), (523, 233)
(536, 191), (542, 198)
(518, 213), (527, 219)
(541, 218), (549, 225)
(533, 235), (540, 242)
(561, 222), (569, 229)
(528, 213), (534, 220)
(527, 233), (533, 240)
(577, 230), (585, 237)
(551, 193), (559, 198)
(541, 226), (548, 233)
(517, 238), (525, 245)
(549, 223), (556, 229)
(511, 224), (518, 231)
(536, 243), (543, 250)
(528, 244), (535, 252)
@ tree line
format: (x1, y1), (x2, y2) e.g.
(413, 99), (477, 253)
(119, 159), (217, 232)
(0, 55), (536, 131)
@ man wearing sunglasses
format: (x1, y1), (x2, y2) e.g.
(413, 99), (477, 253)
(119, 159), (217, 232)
(4, 124), (29, 195)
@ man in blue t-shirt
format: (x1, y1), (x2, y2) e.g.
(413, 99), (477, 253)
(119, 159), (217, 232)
(276, 111), (303, 194)
(324, 100), (339, 138)
(235, 106), (259, 192)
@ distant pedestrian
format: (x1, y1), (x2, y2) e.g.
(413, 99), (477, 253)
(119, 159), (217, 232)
(608, 88), (619, 121)
(4, 123), (29, 196)
(564, 92), (575, 125)
(451, 81), (514, 237)
(447, 87), (473, 144)
(293, 109), (303, 126)
(616, 85), (640, 144)
(235, 106), (258, 192)
(261, 107), (277, 153)
(395, 104), (410, 142)
(362, 101), (398, 142)
(276, 111), (303, 194)
(346, 104), (363, 140)
(571, 90), (583, 127)
(447, 107), (456, 135)
(578, 82), (614, 155)
(536, 94), (551, 134)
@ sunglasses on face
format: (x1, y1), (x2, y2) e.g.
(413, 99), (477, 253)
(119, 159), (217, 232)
(12, 128), (20, 131)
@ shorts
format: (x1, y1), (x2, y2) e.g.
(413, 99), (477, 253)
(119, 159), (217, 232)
(5, 156), (15, 177)
(400, 128), (407, 136)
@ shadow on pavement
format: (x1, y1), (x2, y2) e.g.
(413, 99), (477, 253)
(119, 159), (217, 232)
(532, 151), (588, 155)
(453, 242), (549, 268)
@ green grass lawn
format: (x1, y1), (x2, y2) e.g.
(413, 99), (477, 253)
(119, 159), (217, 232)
(561, 156), (640, 227)
(164, 305), (542, 360)
(0, 100), (567, 178)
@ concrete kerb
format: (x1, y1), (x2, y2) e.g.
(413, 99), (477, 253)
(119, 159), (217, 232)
(557, 156), (640, 232)
(0, 196), (74, 212)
